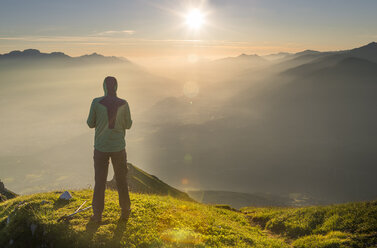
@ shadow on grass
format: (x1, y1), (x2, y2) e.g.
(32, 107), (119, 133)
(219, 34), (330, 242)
(111, 218), (130, 244)
(82, 217), (129, 246)
(53, 199), (71, 210)
(84, 220), (101, 241)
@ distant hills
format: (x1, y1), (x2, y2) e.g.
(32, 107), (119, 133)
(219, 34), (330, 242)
(346, 41), (377, 63)
(219, 42), (377, 72)
(3, 42), (377, 69)
(2, 42), (377, 67)
(282, 42), (377, 77)
(142, 42), (377, 204)
(216, 53), (267, 64)
(1, 42), (376, 205)
(204, 52), (269, 77)
(0, 49), (129, 66)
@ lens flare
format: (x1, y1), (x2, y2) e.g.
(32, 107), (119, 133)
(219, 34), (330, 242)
(181, 178), (189, 185)
(161, 228), (203, 245)
(183, 81), (199, 98)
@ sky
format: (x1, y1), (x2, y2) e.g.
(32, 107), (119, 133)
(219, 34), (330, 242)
(1, 0), (377, 63)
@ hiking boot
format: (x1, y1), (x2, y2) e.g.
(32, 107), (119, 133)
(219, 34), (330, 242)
(119, 209), (131, 223)
(89, 214), (102, 224)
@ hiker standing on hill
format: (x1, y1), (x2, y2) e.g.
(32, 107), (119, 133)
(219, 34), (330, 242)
(87, 76), (133, 223)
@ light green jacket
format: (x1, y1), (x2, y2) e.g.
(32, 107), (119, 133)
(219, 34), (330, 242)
(87, 80), (132, 152)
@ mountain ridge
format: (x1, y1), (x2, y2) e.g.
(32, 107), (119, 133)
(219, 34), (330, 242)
(0, 49), (129, 66)
(107, 163), (192, 201)
(214, 42), (377, 73)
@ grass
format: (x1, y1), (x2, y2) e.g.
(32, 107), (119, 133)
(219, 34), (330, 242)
(242, 201), (377, 248)
(1, 189), (376, 247)
(0, 189), (288, 248)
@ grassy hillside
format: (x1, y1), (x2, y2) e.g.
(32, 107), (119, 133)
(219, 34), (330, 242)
(0, 189), (288, 248)
(1, 189), (376, 247)
(242, 201), (377, 248)
(107, 163), (191, 201)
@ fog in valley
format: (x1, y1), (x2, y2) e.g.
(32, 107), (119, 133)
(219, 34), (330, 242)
(1, 43), (376, 204)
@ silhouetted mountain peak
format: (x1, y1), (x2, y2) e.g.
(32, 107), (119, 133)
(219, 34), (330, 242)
(345, 41), (377, 63)
(238, 53), (259, 58)
(80, 52), (104, 58)
(0, 49), (129, 64)
(6, 49), (41, 57)
(216, 53), (266, 63)
(363, 41), (377, 48)
(350, 42), (377, 51)
(1, 49), (69, 58)
(295, 49), (320, 56)
(50, 51), (70, 58)
(23, 49), (41, 55)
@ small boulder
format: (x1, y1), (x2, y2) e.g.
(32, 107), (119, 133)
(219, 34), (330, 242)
(59, 191), (72, 201)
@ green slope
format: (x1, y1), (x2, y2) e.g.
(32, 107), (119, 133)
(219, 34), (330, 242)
(242, 201), (377, 247)
(107, 163), (192, 201)
(0, 189), (288, 248)
(1, 189), (376, 247)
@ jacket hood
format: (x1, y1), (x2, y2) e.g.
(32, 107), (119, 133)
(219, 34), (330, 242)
(103, 76), (118, 96)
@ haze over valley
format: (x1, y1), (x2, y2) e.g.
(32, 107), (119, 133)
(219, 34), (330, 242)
(1, 42), (376, 204)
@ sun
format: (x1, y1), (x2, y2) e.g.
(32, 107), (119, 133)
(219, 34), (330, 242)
(185, 9), (205, 29)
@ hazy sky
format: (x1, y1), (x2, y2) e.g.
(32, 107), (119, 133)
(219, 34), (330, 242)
(1, 0), (377, 62)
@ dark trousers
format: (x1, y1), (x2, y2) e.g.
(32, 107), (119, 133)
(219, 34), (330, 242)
(92, 148), (131, 216)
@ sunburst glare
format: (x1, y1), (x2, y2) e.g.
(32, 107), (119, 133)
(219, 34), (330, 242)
(185, 9), (205, 29)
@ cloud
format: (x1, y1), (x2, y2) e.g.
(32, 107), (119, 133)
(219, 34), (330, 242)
(0, 30), (135, 43)
(0, 35), (131, 43)
(0, 35), (301, 56)
(0, 35), (276, 49)
(95, 30), (135, 36)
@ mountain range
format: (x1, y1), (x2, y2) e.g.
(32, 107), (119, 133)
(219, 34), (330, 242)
(0, 42), (376, 205)
(142, 42), (377, 204)
(0, 49), (129, 68)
